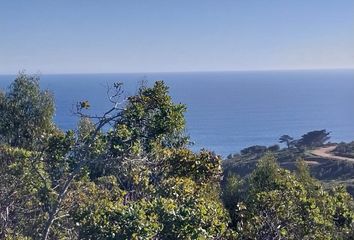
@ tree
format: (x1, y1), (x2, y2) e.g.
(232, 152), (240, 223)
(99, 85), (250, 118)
(297, 129), (331, 148)
(295, 159), (314, 186)
(107, 81), (188, 156)
(73, 176), (229, 239)
(222, 154), (354, 239)
(240, 145), (267, 155)
(0, 73), (55, 150)
(267, 144), (280, 152)
(279, 134), (294, 149)
(39, 80), (228, 239)
(0, 144), (59, 239)
(49, 81), (229, 239)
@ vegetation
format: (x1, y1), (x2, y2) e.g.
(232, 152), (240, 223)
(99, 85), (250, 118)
(297, 129), (331, 148)
(0, 74), (353, 239)
(279, 135), (294, 149)
(225, 131), (354, 196)
(222, 156), (354, 239)
(278, 130), (331, 151)
(334, 142), (354, 158)
(0, 73), (55, 149)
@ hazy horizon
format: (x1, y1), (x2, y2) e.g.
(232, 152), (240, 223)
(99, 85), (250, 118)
(1, 67), (354, 76)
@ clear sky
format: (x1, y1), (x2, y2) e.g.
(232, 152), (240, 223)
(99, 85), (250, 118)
(0, 0), (353, 74)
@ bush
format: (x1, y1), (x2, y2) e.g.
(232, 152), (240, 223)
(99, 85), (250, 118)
(0, 73), (55, 149)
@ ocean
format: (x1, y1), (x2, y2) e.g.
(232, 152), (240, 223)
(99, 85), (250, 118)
(0, 69), (353, 156)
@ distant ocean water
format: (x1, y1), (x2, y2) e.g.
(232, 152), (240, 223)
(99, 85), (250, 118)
(0, 70), (353, 156)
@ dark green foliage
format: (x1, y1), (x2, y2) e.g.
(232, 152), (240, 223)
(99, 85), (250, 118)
(240, 145), (267, 155)
(222, 154), (354, 239)
(278, 130), (331, 151)
(108, 81), (188, 157)
(297, 129), (331, 148)
(153, 178), (229, 239)
(0, 73), (55, 150)
(166, 148), (222, 183)
(0, 146), (48, 239)
(279, 134), (294, 148)
(73, 177), (229, 240)
(334, 141), (354, 158)
(268, 144), (280, 152)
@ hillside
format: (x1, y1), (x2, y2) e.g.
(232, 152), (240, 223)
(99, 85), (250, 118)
(223, 142), (354, 196)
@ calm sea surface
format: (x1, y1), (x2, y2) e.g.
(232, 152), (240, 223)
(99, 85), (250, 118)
(1, 70), (353, 156)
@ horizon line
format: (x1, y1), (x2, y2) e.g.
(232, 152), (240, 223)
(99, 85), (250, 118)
(0, 67), (353, 76)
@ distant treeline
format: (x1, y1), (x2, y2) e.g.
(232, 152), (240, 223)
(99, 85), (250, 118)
(225, 130), (354, 196)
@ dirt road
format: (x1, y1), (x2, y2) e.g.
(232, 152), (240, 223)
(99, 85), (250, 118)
(311, 146), (354, 162)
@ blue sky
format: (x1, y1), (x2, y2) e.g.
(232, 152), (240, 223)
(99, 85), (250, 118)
(0, 0), (353, 74)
